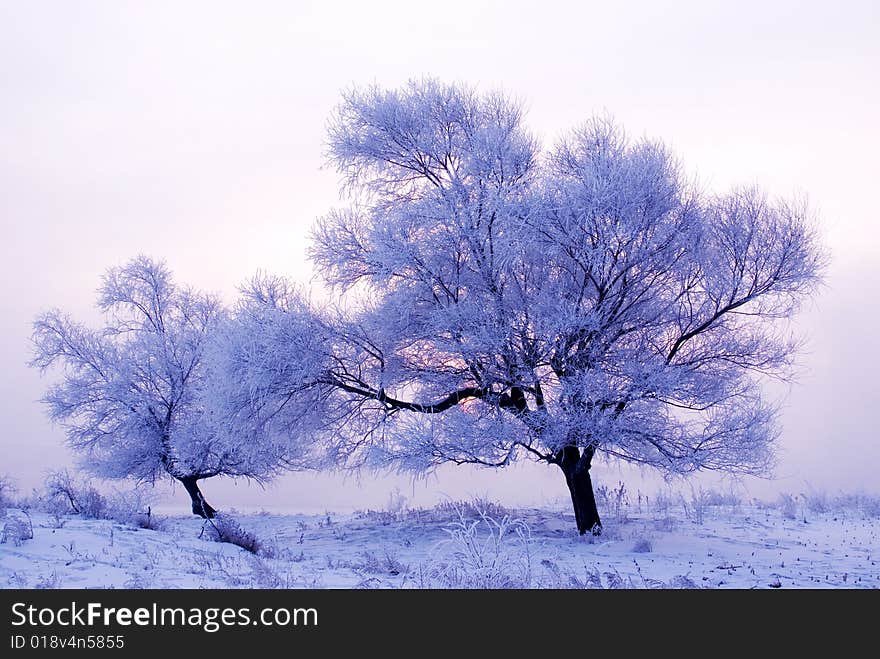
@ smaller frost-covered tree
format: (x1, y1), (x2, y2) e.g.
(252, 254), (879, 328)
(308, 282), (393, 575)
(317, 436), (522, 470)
(29, 256), (295, 517)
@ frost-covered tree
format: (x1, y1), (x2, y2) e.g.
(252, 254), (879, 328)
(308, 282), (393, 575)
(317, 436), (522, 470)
(30, 256), (296, 518)
(221, 80), (826, 534)
(199, 274), (327, 485)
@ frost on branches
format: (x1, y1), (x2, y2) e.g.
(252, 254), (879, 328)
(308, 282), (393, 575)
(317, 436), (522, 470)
(219, 80), (825, 534)
(30, 256), (301, 517)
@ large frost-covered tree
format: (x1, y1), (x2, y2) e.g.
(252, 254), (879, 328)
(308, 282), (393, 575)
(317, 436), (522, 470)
(30, 256), (297, 517)
(220, 80), (825, 534)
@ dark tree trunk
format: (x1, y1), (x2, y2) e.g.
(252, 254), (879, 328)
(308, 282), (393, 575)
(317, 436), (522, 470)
(557, 446), (602, 536)
(178, 476), (217, 519)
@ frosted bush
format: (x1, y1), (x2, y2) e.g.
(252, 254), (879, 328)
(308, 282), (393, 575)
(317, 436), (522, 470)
(830, 493), (880, 518)
(683, 487), (713, 524)
(43, 470), (160, 529)
(202, 514), (263, 555)
(857, 495), (880, 518)
(0, 474), (16, 515)
(34, 571), (61, 589)
(632, 538), (653, 553)
(354, 549), (406, 577)
(1, 513), (33, 547)
(430, 509), (533, 588)
(386, 487), (408, 515)
(653, 489), (677, 519)
(802, 488), (828, 514)
(433, 497), (509, 522)
(44, 470), (103, 516)
(104, 489), (163, 530)
(667, 575), (700, 589)
(778, 493), (798, 520)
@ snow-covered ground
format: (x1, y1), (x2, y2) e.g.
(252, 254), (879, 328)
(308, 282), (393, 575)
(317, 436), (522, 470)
(2, 496), (878, 589)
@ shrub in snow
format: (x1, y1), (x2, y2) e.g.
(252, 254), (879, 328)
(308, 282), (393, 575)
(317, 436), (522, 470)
(42, 470), (161, 530)
(77, 488), (108, 519)
(702, 489), (743, 509)
(538, 560), (700, 589)
(0, 474), (16, 515)
(123, 573), (154, 589)
(202, 515), (263, 555)
(855, 495), (880, 518)
(828, 493), (880, 519)
(802, 488), (828, 514)
(537, 560), (605, 589)
(602, 571), (634, 589)
(44, 470), (101, 516)
(433, 498), (509, 522)
(34, 571), (61, 589)
(778, 493), (798, 520)
(104, 489), (163, 531)
(354, 549), (406, 577)
(666, 575), (700, 589)
(430, 509), (533, 588)
(2, 513), (34, 547)
(247, 556), (298, 588)
(632, 538), (653, 553)
(386, 487), (408, 515)
(596, 482), (629, 523)
(7, 572), (28, 588)
(652, 489), (677, 519)
(681, 487), (714, 525)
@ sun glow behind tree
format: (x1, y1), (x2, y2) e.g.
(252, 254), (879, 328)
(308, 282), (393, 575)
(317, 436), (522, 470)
(211, 80), (825, 534)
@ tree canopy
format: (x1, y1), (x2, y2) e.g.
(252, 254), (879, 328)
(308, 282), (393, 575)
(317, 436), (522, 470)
(216, 80), (824, 533)
(31, 256), (302, 516)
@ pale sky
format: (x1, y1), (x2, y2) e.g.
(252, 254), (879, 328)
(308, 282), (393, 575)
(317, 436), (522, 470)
(2, 1), (878, 512)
